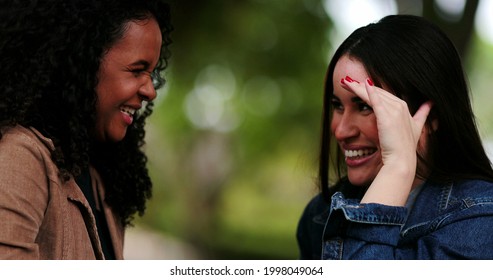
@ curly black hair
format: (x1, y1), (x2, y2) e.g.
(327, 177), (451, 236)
(0, 0), (172, 226)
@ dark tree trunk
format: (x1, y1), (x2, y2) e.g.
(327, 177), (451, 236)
(396, 0), (479, 57)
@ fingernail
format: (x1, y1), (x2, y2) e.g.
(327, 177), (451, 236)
(340, 78), (345, 84)
(366, 78), (374, 86)
(345, 76), (357, 83)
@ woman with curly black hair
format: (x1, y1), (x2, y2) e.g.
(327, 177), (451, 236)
(0, 0), (172, 259)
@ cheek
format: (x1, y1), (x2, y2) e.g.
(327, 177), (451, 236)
(359, 116), (379, 141)
(366, 124), (379, 141)
(329, 114), (339, 134)
(94, 92), (109, 114)
(94, 91), (117, 126)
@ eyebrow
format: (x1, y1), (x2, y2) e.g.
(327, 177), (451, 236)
(331, 95), (365, 103)
(129, 60), (151, 69)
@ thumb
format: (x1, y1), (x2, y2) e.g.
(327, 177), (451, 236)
(413, 101), (433, 131)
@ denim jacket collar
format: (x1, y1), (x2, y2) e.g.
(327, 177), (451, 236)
(297, 178), (493, 259)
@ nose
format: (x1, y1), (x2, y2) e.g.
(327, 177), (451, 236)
(332, 112), (359, 141)
(139, 76), (157, 102)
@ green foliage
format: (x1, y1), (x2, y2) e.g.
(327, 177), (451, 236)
(466, 34), (493, 138)
(137, 0), (331, 259)
(136, 0), (492, 260)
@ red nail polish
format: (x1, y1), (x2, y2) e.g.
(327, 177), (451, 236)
(340, 78), (345, 84)
(367, 78), (374, 86)
(345, 76), (360, 83)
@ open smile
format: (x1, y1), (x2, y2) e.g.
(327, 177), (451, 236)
(344, 148), (377, 158)
(344, 148), (378, 167)
(120, 105), (137, 125)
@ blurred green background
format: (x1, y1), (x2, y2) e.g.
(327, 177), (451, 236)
(124, 0), (493, 259)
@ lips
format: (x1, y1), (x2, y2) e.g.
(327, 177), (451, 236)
(344, 148), (377, 158)
(120, 105), (136, 116)
(120, 105), (139, 125)
(342, 146), (378, 167)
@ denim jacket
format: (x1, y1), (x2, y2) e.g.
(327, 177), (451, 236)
(297, 178), (493, 259)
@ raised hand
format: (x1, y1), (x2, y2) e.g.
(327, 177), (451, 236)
(341, 76), (433, 206)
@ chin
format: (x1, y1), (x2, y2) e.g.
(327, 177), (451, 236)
(108, 124), (129, 142)
(99, 130), (127, 143)
(347, 173), (374, 188)
(109, 133), (126, 142)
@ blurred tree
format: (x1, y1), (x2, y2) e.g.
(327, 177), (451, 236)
(423, 0), (478, 56)
(397, 0), (479, 57)
(142, 0), (331, 259)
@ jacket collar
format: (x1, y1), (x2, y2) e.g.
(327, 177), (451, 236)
(28, 125), (123, 259)
(28, 126), (56, 151)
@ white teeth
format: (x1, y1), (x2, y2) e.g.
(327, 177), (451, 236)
(344, 149), (375, 158)
(120, 106), (136, 115)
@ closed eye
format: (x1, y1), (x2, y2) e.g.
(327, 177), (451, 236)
(330, 98), (343, 111)
(357, 101), (373, 112)
(129, 67), (162, 89)
(131, 68), (151, 76)
(127, 59), (153, 78)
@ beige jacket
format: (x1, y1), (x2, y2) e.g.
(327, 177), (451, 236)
(0, 125), (124, 259)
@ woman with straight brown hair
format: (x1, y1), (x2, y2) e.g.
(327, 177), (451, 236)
(297, 15), (493, 259)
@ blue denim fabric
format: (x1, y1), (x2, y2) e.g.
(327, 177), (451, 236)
(297, 179), (493, 259)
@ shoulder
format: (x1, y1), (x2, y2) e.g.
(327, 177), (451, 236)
(1, 125), (55, 152)
(403, 180), (493, 245)
(0, 125), (56, 177)
(298, 193), (330, 229)
(420, 179), (493, 216)
(297, 193), (329, 259)
(0, 126), (55, 213)
(450, 179), (493, 200)
(423, 179), (493, 199)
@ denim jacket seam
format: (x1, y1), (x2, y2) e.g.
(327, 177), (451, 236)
(339, 208), (406, 225)
(330, 192), (406, 225)
(419, 204), (493, 234)
(321, 206), (334, 259)
(463, 198), (493, 206)
(311, 179), (493, 259)
(438, 182), (454, 211)
(402, 201), (493, 237)
(438, 182), (493, 210)
(346, 219), (405, 226)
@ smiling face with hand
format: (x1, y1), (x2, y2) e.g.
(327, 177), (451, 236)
(331, 54), (434, 190)
(330, 55), (382, 187)
(94, 17), (162, 142)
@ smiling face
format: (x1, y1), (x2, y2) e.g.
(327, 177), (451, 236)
(331, 55), (382, 187)
(94, 17), (162, 142)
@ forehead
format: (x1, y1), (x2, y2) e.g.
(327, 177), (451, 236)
(101, 18), (162, 68)
(331, 55), (369, 100)
(332, 55), (368, 83)
(114, 18), (162, 49)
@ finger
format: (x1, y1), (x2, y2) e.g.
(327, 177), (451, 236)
(369, 83), (403, 103)
(362, 78), (400, 107)
(365, 78), (381, 108)
(413, 101), (433, 131)
(340, 76), (371, 104)
(364, 78), (400, 119)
